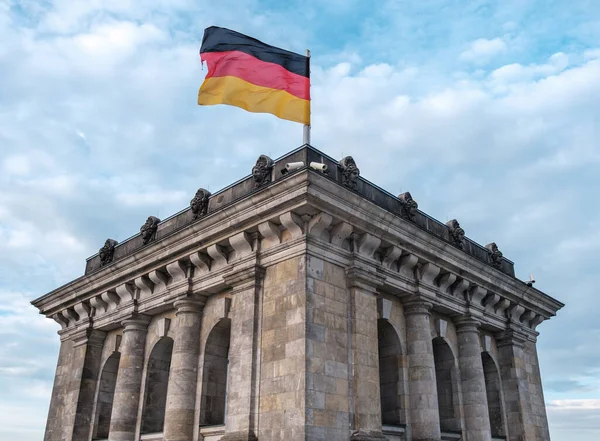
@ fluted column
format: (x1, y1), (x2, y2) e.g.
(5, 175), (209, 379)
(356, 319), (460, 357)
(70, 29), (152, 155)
(404, 300), (440, 441)
(108, 314), (151, 441)
(163, 297), (204, 441)
(221, 265), (264, 441)
(455, 316), (491, 441)
(496, 330), (535, 441)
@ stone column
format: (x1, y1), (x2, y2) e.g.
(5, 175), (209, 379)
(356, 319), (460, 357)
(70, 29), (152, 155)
(163, 297), (204, 441)
(404, 300), (440, 441)
(346, 266), (387, 441)
(496, 330), (534, 441)
(68, 329), (106, 441)
(108, 314), (151, 441)
(221, 265), (264, 441)
(455, 316), (491, 441)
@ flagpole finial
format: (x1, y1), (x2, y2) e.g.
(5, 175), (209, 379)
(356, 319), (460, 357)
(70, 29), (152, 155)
(303, 49), (311, 146)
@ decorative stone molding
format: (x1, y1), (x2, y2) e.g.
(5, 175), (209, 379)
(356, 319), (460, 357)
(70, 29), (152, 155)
(454, 315), (482, 334)
(507, 303), (526, 323)
(116, 282), (136, 303)
(451, 278), (471, 299)
(189, 251), (211, 275)
(494, 298), (511, 316)
(280, 212), (303, 239)
(530, 314), (545, 330)
(223, 264), (266, 289)
(403, 299), (433, 316)
(467, 286), (488, 307)
(446, 219), (465, 249)
(190, 188), (211, 220)
(486, 242), (503, 268)
(398, 192), (418, 221)
(307, 212), (333, 241)
(99, 239), (118, 266)
(251, 154), (274, 189)
(134, 275), (154, 299)
(382, 246), (402, 270)
(166, 260), (188, 284)
(437, 272), (457, 293)
(481, 335), (493, 352)
(52, 312), (69, 329)
(399, 253), (418, 279)
(72, 301), (91, 323)
(349, 430), (387, 441)
(330, 221), (353, 247)
(258, 221), (281, 247)
(148, 269), (168, 292)
(418, 262), (440, 285)
(338, 156), (360, 190)
(100, 289), (120, 313)
(207, 244), (228, 269)
(90, 295), (109, 314)
(354, 232), (381, 260)
(229, 231), (253, 260)
(140, 216), (160, 245)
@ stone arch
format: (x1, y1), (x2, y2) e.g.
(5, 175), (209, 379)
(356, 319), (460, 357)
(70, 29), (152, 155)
(200, 318), (231, 426)
(482, 351), (506, 438)
(433, 337), (462, 433)
(377, 318), (407, 426)
(92, 352), (120, 440)
(141, 336), (174, 434)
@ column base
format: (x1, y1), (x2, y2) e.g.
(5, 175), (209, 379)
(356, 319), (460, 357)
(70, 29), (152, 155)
(350, 430), (388, 440)
(220, 430), (258, 441)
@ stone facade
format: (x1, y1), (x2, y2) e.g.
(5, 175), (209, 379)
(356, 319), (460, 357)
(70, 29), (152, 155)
(32, 145), (563, 441)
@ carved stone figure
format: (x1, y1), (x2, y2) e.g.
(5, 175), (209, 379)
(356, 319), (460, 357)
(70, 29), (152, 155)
(99, 239), (118, 266)
(398, 191), (418, 221)
(486, 242), (503, 267)
(140, 216), (160, 245)
(338, 156), (360, 190)
(252, 155), (274, 189)
(446, 219), (465, 249)
(190, 188), (211, 220)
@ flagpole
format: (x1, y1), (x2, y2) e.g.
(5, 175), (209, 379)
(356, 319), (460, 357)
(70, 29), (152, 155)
(303, 49), (311, 145)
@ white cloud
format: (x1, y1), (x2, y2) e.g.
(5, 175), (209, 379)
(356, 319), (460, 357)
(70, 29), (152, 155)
(460, 37), (507, 63)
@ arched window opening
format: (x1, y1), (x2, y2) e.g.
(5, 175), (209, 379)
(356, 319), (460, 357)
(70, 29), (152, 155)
(141, 337), (174, 434)
(433, 337), (461, 433)
(93, 352), (120, 440)
(482, 352), (505, 438)
(200, 318), (231, 426)
(377, 319), (406, 426)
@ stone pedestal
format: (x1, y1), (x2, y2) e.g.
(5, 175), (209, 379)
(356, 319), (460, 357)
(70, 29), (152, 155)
(221, 266), (264, 441)
(496, 330), (535, 441)
(404, 300), (440, 441)
(108, 315), (151, 441)
(163, 298), (204, 441)
(455, 317), (491, 441)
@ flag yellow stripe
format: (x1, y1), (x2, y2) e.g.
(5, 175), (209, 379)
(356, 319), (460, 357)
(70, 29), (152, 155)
(198, 75), (310, 125)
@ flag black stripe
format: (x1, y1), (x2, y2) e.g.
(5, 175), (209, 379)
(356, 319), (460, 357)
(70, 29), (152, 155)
(200, 26), (309, 78)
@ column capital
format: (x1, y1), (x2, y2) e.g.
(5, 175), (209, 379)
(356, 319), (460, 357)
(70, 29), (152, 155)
(121, 313), (151, 332)
(403, 298), (433, 316)
(454, 315), (482, 334)
(223, 264), (265, 290)
(71, 328), (106, 348)
(495, 329), (528, 348)
(345, 265), (386, 291)
(173, 295), (205, 315)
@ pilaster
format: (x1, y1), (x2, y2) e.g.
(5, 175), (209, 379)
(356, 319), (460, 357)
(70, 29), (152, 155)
(221, 265), (265, 441)
(345, 265), (387, 440)
(495, 329), (535, 441)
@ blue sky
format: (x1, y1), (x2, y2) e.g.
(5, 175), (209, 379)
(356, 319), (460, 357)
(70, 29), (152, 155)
(1, 0), (599, 439)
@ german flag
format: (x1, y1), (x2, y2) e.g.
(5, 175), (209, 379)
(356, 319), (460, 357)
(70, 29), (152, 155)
(198, 26), (310, 125)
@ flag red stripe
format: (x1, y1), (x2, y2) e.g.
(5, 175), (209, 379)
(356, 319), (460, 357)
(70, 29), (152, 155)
(202, 50), (310, 101)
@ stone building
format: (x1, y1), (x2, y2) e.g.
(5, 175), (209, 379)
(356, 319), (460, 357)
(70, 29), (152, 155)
(32, 145), (563, 441)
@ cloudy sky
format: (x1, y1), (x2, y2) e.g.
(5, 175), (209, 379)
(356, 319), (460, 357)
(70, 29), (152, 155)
(1, 0), (599, 439)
